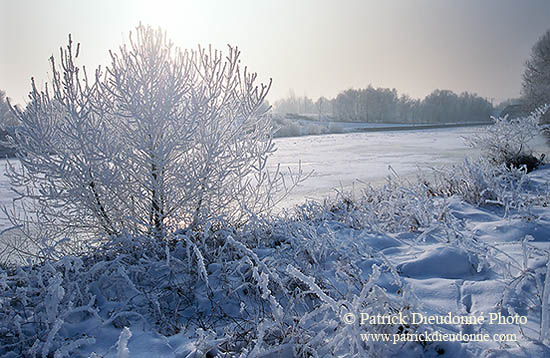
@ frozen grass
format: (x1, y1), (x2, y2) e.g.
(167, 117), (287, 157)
(1, 158), (550, 357)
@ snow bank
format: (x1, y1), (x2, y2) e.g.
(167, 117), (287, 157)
(397, 247), (481, 279)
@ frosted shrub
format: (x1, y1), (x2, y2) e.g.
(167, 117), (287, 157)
(423, 158), (531, 211)
(291, 174), (449, 234)
(465, 107), (547, 171)
(6, 25), (305, 251)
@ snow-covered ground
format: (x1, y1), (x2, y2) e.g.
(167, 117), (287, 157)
(2, 160), (550, 357)
(270, 126), (549, 208)
(1, 126), (550, 358)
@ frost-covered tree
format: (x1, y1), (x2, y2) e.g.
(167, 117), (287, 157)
(0, 90), (17, 129)
(522, 28), (550, 124)
(6, 25), (302, 249)
(0, 90), (9, 128)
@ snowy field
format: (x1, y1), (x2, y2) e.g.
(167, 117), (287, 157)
(270, 125), (548, 208)
(1, 126), (550, 357)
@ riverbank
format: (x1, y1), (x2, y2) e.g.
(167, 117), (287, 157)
(272, 113), (493, 138)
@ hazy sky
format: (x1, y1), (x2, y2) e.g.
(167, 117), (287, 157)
(1, 0), (549, 106)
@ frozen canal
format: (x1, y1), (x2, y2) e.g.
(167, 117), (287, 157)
(269, 126), (549, 208)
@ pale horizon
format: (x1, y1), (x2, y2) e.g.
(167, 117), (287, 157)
(1, 0), (550, 106)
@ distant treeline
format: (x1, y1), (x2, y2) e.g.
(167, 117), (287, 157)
(273, 86), (494, 124)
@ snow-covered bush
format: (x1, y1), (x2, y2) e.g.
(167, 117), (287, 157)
(422, 158), (531, 211)
(490, 235), (550, 345)
(6, 25), (305, 251)
(465, 107), (547, 171)
(290, 173), (449, 234)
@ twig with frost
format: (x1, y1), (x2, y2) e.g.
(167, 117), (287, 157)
(116, 327), (131, 358)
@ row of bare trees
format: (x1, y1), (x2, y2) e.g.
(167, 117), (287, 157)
(273, 86), (493, 124)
